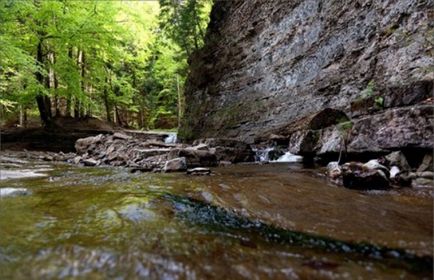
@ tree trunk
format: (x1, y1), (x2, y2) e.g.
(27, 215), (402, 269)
(35, 40), (52, 126)
(19, 105), (23, 127)
(103, 73), (112, 122)
(138, 108), (144, 128)
(23, 109), (28, 128)
(74, 98), (80, 119)
(53, 53), (60, 116)
(66, 97), (71, 117)
(115, 105), (123, 127)
(79, 50), (86, 118)
(65, 47), (73, 117)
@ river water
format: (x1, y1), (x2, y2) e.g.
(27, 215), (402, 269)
(0, 160), (432, 279)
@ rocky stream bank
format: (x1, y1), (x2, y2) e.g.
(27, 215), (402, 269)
(2, 131), (432, 191)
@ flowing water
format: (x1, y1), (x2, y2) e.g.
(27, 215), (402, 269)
(0, 159), (432, 279)
(164, 133), (177, 144)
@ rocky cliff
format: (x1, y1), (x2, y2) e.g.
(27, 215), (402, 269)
(180, 0), (433, 158)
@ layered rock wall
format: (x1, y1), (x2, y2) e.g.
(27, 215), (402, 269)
(180, 0), (433, 155)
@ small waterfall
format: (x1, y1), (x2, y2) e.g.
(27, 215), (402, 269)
(271, 152), (303, 163)
(253, 146), (303, 163)
(164, 133), (177, 144)
(253, 147), (275, 162)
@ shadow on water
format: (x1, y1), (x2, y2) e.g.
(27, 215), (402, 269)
(165, 194), (433, 275)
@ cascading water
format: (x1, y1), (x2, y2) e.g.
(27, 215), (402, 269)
(252, 147), (275, 162)
(253, 146), (303, 163)
(271, 152), (303, 163)
(164, 133), (177, 144)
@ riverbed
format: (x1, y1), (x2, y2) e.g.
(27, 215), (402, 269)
(0, 159), (432, 279)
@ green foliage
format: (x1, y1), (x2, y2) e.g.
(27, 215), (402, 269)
(338, 121), (353, 133)
(0, 0), (211, 129)
(361, 80), (375, 98)
(374, 96), (384, 109)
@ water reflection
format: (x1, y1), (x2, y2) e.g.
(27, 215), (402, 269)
(0, 162), (432, 279)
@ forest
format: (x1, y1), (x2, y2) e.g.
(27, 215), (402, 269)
(0, 0), (211, 129)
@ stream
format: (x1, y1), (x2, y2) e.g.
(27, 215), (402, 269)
(0, 158), (432, 279)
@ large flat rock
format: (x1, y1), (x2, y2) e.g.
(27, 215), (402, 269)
(183, 164), (433, 257)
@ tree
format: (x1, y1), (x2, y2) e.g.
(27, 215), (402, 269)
(0, 0), (211, 130)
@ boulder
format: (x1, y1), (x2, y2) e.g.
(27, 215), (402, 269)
(326, 161), (341, 180)
(363, 159), (390, 178)
(384, 151), (411, 171)
(163, 157), (187, 172)
(192, 138), (254, 162)
(341, 162), (390, 190)
(168, 148), (217, 167)
(73, 156), (82, 165)
(417, 154), (433, 172)
(75, 134), (103, 154)
(82, 158), (98, 166)
(290, 106), (433, 158)
(346, 106), (433, 153)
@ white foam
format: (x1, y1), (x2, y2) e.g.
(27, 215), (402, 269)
(0, 188), (30, 197)
(271, 152), (303, 163)
(164, 133), (177, 144)
(0, 170), (47, 180)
